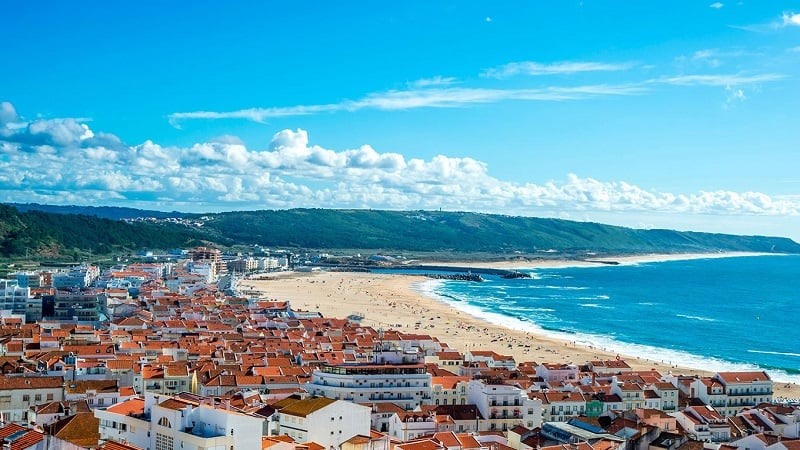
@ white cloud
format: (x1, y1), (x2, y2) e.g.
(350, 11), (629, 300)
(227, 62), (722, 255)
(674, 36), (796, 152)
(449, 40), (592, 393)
(481, 61), (636, 78)
(653, 72), (785, 87)
(409, 76), (457, 88)
(170, 61), (785, 125)
(169, 84), (646, 124)
(0, 102), (18, 124)
(782, 12), (800, 27)
(2, 102), (799, 222)
(731, 11), (800, 32)
(689, 49), (722, 68)
(709, 2), (724, 9)
(724, 86), (747, 108)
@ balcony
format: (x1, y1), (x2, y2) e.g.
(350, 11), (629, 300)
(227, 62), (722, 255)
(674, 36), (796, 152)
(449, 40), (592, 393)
(727, 400), (756, 407)
(727, 391), (772, 397)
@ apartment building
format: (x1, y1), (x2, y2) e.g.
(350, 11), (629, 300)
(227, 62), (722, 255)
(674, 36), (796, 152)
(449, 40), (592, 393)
(466, 379), (542, 431)
(307, 363), (432, 410)
(96, 392), (265, 450)
(275, 396), (371, 447)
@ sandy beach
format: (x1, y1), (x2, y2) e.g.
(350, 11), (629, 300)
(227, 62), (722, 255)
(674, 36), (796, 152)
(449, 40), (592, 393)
(239, 252), (799, 400)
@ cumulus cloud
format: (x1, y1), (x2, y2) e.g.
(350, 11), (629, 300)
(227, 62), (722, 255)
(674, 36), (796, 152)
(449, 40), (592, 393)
(709, 2), (724, 9)
(2, 101), (799, 219)
(782, 12), (800, 27)
(731, 11), (800, 32)
(0, 102), (18, 124)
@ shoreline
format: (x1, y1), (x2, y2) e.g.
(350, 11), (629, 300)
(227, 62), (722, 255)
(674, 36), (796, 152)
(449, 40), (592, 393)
(408, 251), (780, 270)
(412, 277), (800, 385)
(240, 251), (799, 400)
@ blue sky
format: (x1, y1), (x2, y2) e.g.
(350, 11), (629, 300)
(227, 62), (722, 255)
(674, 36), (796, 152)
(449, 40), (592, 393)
(2, 2), (800, 239)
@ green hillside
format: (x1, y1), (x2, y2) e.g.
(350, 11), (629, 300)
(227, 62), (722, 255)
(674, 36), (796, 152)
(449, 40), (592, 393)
(0, 204), (214, 259)
(2, 205), (799, 259)
(204, 209), (800, 254)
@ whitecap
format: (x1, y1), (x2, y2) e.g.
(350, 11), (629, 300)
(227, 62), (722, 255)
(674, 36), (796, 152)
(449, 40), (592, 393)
(676, 314), (717, 322)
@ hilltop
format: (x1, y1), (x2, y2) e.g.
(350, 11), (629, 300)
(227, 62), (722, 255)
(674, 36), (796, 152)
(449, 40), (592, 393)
(2, 204), (799, 259)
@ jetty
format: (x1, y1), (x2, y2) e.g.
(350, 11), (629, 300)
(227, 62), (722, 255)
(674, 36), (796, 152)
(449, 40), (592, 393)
(423, 272), (484, 282)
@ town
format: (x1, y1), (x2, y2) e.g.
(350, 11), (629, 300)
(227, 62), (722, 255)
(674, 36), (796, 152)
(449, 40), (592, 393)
(0, 247), (797, 450)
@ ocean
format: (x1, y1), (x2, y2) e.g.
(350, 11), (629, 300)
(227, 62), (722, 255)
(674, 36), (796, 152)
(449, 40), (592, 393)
(411, 254), (800, 383)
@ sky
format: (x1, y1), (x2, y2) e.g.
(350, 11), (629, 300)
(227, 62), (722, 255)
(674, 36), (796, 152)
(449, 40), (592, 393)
(1, 2), (800, 240)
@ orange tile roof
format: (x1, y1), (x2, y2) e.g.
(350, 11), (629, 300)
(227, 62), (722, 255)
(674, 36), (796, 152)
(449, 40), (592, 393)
(106, 397), (145, 416)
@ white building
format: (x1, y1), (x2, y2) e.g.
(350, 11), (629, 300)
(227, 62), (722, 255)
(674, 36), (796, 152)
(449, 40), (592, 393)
(466, 380), (541, 431)
(465, 351), (516, 370)
(387, 410), (437, 441)
(536, 363), (579, 383)
(307, 363), (432, 410)
(52, 265), (100, 289)
(276, 396), (371, 447)
(96, 392), (265, 450)
(0, 278), (30, 316)
(672, 405), (731, 442)
(530, 391), (586, 423)
(187, 262), (216, 283)
(0, 376), (65, 424)
(430, 376), (470, 407)
(714, 372), (773, 416)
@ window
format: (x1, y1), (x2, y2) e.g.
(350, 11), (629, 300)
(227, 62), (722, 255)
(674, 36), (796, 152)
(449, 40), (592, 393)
(155, 433), (173, 450)
(35, 394), (41, 401)
(47, 393), (53, 401)
(22, 395), (29, 402)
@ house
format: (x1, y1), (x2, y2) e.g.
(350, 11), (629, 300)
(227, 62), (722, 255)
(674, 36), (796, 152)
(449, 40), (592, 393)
(388, 410), (438, 441)
(530, 391), (586, 423)
(64, 380), (135, 409)
(96, 392), (265, 450)
(426, 351), (464, 371)
(431, 376), (471, 407)
(465, 351), (516, 370)
(45, 411), (101, 448)
(275, 396), (371, 448)
(736, 404), (800, 438)
(714, 372), (773, 416)
(0, 423), (45, 450)
(536, 364), (579, 383)
(650, 382), (679, 412)
(28, 400), (91, 427)
(0, 376), (64, 424)
(467, 379), (541, 431)
(672, 405), (731, 442)
(434, 405), (485, 434)
(589, 360), (633, 376)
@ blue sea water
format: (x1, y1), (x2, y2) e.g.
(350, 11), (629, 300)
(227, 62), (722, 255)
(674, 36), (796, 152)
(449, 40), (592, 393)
(412, 255), (800, 383)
